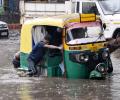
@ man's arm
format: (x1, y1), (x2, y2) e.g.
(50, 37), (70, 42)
(44, 44), (62, 50)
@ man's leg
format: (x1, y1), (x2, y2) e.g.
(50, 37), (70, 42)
(27, 58), (37, 75)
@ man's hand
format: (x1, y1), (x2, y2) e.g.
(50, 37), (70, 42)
(58, 45), (63, 50)
(44, 44), (63, 50)
(58, 46), (62, 50)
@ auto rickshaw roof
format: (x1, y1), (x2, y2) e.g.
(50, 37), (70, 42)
(23, 14), (81, 28)
(66, 21), (101, 30)
(23, 13), (96, 28)
(20, 13), (97, 53)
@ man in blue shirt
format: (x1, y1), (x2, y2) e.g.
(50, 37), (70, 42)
(27, 34), (62, 76)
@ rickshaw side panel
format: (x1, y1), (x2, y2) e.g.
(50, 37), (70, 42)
(20, 52), (29, 70)
(20, 24), (33, 70)
(45, 54), (62, 77)
(64, 50), (89, 79)
(20, 24), (33, 54)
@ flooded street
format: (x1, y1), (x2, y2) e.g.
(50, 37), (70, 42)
(0, 31), (120, 100)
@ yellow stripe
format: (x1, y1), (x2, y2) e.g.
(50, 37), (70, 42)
(19, 84), (33, 100)
(20, 24), (32, 53)
(113, 22), (120, 24)
(64, 42), (106, 52)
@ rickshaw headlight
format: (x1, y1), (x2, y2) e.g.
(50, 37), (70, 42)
(69, 53), (89, 63)
(102, 51), (109, 60)
(75, 53), (89, 63)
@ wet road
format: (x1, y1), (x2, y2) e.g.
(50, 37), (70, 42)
(0, 32), (120, 100)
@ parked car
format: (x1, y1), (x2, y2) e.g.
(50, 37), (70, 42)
(0, 21), (9, 38)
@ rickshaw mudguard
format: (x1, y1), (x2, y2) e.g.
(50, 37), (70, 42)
(89, 70), (102, 79)
(89, 63), (107, 79)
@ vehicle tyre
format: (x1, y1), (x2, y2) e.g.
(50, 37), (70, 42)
(116, 33), (120, 38)
(107, 59), (113, 73)
(12, 59), (20, 68)
(6, 31), (9, 38)
(113, 30), (120, 39)
(12, 51), (20, 68)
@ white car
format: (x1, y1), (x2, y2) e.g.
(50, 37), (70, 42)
(0, 21), (9, 37)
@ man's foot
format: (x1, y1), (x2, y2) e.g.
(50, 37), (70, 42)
(17, 70), (38, 77)
(17, 71), (28, 77)
(26, 71), (38, 77)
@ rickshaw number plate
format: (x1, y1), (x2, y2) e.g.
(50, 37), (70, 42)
(91, 46), (97, 51)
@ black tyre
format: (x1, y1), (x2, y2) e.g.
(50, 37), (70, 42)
(107, 59), (113, 73)
(12, 59), (20, 68)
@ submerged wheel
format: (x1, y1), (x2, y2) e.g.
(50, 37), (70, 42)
(12, 58), (20, 68)
(107, 59), (113, 73)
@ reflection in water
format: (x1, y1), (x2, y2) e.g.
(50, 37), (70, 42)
(20, 84), (33, 100)
(110, 48), (120, 99)
(61, 79), (113, 100)
(10, 78), (112, 100)
(0, 73), (116, 100)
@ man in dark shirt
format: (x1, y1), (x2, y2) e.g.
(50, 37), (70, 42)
(27, 34), (62, 76)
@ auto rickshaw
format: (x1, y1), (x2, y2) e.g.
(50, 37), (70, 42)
(19, 13), (113, 79)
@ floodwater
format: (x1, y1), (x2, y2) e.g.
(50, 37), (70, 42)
(0, 31), (120, 100)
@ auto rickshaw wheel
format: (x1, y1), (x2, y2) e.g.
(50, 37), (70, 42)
(107, 59), (113, 73)
(113, 29), (120, 39)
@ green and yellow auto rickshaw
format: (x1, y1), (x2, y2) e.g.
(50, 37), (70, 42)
(19, 13), (113, 79)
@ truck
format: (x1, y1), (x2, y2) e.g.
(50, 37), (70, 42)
(66, 0), (120, 39)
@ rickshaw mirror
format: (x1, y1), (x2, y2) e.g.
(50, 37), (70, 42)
(103, 23), (106, 30)
(84, 27), (87, 32)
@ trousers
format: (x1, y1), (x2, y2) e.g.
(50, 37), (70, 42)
(27, 58), (37, 74)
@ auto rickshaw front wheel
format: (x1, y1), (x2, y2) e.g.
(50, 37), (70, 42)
(107, 59), (113, 73)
